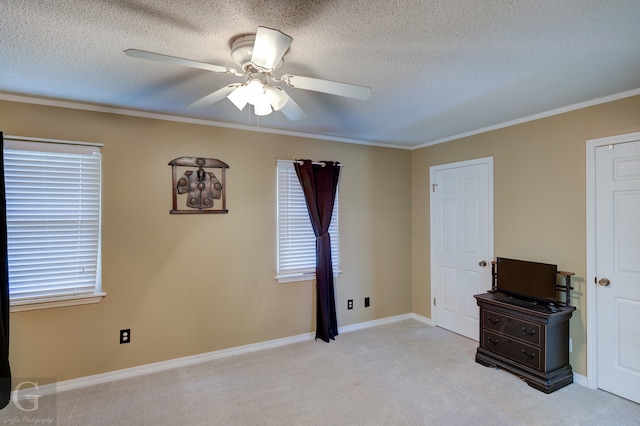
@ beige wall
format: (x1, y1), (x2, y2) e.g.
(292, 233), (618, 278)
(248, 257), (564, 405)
(411, 95), (640, 376)
(0, 100), (412, 383)
(3, 93), (639, 384)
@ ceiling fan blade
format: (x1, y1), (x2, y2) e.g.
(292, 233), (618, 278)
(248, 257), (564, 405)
(188, 84), (241, 108)
(280, 74), (371, 100)
(124, 49), (242, 76)
(251, 27), (293, 72)
(279, 96), (306, 121)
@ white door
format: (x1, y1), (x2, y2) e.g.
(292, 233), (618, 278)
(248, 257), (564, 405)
(595, 139), (640, 404)
(431, 158), (493, 340)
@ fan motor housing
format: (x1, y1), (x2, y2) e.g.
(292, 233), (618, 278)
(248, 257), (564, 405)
(231, 34), (284, 73)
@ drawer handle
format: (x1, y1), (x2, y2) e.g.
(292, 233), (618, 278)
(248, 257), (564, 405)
(487, 336), (499, 346)
(487, 317), (499, 325)
(521, 349), (536, 359)
(521, 327), (536, 337)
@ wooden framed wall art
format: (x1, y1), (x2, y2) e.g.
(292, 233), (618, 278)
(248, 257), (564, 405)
(169, 157), (229, 214)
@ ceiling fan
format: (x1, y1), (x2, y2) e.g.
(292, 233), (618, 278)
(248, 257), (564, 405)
(124, 26), (372, 121)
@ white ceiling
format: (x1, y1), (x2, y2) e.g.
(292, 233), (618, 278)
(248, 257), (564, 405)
(2, 1), (639, 148)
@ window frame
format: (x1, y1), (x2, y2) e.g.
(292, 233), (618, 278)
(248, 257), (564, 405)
(4, 136), (105, 312)
(276, 160), (340, 283)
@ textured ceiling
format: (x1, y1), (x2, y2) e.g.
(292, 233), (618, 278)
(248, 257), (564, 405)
(1, 0), (639, 148)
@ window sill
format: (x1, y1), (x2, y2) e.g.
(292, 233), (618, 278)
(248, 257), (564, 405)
(10, 293), (107, 312)
(276, 270), (341, 284)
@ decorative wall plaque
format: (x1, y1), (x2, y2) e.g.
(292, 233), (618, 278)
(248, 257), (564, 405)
(169, 157), (229, 214)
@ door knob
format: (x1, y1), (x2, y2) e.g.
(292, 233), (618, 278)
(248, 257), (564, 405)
(479, 260), (487, 267)
(597, 277), (611, 287)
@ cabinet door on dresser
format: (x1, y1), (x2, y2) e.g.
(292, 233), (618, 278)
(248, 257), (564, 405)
(481, 309), (545, 371)
(482, 330), (541, 370)
(482, 309), (541, 346)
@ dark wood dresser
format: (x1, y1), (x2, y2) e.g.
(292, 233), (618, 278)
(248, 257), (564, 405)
(474, 292), (575, 393)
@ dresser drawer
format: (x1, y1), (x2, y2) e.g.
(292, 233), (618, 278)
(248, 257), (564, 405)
(482, 309), (541, 346)
(481, 330), (541, 370)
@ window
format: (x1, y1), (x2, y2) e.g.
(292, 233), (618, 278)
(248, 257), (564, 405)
(4, 137), (104, 311)
(276, 160), (339, 283)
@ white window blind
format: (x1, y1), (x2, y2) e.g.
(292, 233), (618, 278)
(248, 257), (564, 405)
(276, 160), (339, 283)
(3, 139), (103, 309)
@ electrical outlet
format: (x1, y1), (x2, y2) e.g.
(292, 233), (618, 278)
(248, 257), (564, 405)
(364, 297), (370, 307)
(347, 299), (353, 310)
(569, 338), (572, 353)
(120, 329), (131, 344)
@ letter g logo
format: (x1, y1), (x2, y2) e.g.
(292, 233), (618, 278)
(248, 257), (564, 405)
(12, 380), (41, 412)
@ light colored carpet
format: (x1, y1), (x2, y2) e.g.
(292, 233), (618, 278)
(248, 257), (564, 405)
(1, 320), (639, 425)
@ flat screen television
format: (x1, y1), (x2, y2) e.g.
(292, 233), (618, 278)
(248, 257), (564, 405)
(496, 257), (558, 304)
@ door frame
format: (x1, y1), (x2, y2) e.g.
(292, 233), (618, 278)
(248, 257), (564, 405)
(585, 130), (640, 390)
(429, 156), (494, 331)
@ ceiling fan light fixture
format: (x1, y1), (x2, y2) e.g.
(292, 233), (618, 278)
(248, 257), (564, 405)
(245, 78), (265, 103)
(253, 96), (273, 116)
(229, 78), (285, 116)
(227, 85), (249, 110)
(265, 86), (289, 111)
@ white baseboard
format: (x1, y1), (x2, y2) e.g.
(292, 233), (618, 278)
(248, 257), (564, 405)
(338, 313), (415, 334)
(17, 313), (586, 401)
(573, 372), (588, 387)
(14, 331), (316, 399)
(14, 313), (417, 399)
(410, 313), (433, 326)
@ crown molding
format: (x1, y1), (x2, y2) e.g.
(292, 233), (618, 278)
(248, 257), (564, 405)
(0, 92), (407, 150)
(3, 88), (638, 151)
(412, 88), (640, 150)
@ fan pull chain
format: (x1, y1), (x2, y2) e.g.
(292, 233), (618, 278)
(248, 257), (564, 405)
(253, 105), (261, 133)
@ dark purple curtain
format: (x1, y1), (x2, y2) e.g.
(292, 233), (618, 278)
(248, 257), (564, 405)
(0, 133), (11, 409)
(294, 160), (340, 343)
